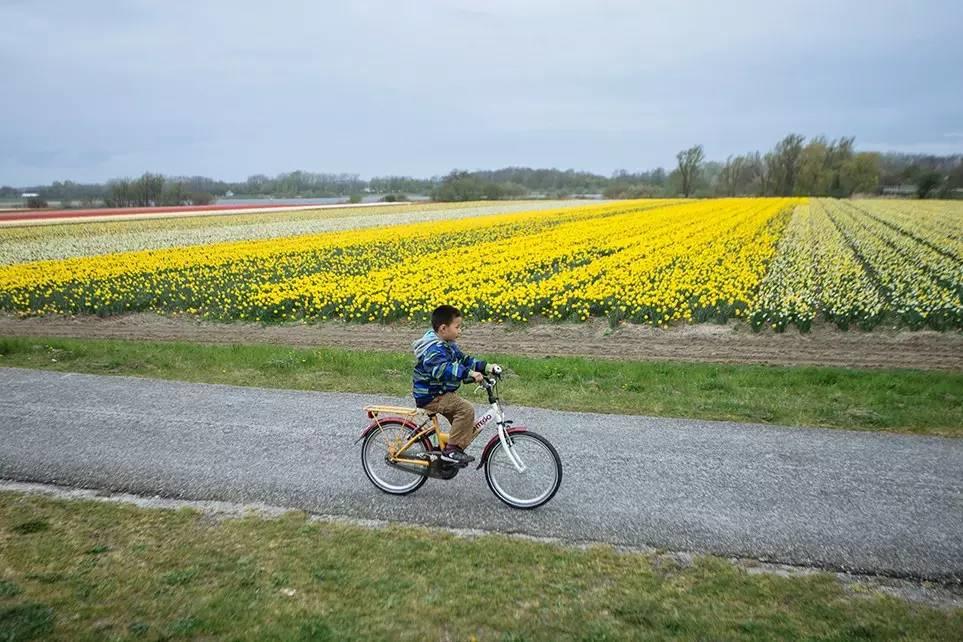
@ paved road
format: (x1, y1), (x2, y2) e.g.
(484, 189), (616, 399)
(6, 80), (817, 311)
(1, 367), (960, 581)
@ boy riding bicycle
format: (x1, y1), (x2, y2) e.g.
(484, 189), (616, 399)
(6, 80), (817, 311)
(412, 305), (500, 466)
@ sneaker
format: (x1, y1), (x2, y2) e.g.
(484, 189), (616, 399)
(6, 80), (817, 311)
(440, 446), (475, 466)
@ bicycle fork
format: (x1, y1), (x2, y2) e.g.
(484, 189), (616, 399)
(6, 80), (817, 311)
(485, 403), (526, 473)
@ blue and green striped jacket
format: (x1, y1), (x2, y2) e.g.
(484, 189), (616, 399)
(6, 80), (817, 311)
(411, 330), (487, 407)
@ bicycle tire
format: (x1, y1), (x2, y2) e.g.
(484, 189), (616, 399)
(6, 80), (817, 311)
(361, 421), (429, 495)
(484, 431), (562, 509)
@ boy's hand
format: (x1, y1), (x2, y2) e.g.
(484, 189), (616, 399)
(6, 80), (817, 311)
(469, 371), (485, 384)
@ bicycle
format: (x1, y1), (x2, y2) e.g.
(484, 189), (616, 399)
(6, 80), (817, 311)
(356, 366), (562, 509)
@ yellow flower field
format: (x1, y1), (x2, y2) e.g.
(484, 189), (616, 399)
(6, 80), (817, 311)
(750, 199), (962, 330)
(1, 198), (961, 330)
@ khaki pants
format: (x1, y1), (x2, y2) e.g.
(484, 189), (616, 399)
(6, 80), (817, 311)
(423, 392), (476, 449)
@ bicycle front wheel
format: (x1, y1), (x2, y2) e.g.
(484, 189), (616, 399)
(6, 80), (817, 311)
(485, 431), (562, 509)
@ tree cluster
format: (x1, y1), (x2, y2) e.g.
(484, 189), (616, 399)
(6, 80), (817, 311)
(431, 171), (528, 202)
(243, 171), (366, 197)
(670, 135), (960, 199)
(4, 143), (961, 208)
(103, 173), (214, 207)
(878, 153), (963, 198)
(669, 136), (885, 198)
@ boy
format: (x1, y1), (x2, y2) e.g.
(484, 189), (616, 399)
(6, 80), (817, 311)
(412, 305), (500, 466)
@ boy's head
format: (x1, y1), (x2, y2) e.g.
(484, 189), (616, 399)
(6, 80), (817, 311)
(432, 305), (463, 342)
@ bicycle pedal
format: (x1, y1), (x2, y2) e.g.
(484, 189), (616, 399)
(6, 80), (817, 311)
(438, 457), (472, 469)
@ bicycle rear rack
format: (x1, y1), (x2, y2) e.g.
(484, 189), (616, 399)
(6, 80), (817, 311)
(364, 404), (425, 419)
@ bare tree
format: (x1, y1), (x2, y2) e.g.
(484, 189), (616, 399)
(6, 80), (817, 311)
(761, 152), (776, 196)
(771, 134), (805, 195)
(676, 145), (705, 197)
(137, 172), (165, 206)
(720, 155), (750, 196)
(106, 178), (133, 207)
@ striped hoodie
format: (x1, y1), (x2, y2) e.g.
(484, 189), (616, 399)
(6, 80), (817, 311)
(411, 329), (487, 407)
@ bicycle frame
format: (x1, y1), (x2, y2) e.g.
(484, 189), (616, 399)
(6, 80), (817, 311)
(477, 396), (527, 473)
(357, 376), (527, 473)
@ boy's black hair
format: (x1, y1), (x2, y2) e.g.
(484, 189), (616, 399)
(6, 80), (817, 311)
(431, 305), (462, 330)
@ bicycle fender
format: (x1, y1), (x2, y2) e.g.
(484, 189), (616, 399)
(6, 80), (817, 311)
(353, 416), (421, 445)
(475, 426), (528, 469)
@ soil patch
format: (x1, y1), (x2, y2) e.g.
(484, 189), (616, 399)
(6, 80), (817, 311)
(1, 313), (961, 371)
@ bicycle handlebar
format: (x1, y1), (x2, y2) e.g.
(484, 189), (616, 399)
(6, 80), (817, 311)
(472, 365), (504, 403)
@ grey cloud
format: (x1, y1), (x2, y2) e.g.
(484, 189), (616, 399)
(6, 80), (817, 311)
(1, 0), (961, 184)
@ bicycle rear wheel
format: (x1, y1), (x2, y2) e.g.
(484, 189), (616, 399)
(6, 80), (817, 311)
(361, 421), (429, 495)
(484, 431), (562, 509)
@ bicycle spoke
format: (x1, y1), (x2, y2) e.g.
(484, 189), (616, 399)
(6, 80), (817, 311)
(485, 432), (561, 509)
(362, 423), (428, 494)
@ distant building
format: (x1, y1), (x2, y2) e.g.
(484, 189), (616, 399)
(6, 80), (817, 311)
(880, 185), (917, 197)
(21, 192), (38, 198)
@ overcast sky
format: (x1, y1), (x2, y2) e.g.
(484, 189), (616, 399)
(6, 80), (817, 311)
(1, 0), (961, 185)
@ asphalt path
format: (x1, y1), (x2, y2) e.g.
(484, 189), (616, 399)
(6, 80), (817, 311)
(1, 367), (960, 581)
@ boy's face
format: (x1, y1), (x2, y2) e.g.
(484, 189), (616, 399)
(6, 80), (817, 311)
(437, 316), (462, 342)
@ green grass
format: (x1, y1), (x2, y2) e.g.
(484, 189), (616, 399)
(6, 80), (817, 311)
(0, 335), (960, 437)
(0, 491), (959, 641)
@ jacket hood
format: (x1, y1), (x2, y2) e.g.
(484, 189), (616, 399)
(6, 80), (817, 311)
(412, 329), (445, 359)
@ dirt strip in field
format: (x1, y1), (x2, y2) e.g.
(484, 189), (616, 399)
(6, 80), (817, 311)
(1, 313), (961, 371)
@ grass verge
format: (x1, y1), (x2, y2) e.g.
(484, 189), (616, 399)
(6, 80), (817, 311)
(0, 335), (960, 437)
(1, 491), (960, 641)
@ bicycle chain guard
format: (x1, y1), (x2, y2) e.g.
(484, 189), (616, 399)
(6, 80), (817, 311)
(428, 459), (461, 480)
(385, 454), (460, 480)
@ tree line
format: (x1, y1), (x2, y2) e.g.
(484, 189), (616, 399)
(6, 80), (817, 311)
(2, 137), (960, 206)
(666, 136), (894, 199)
(646, 135), (960, 200)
